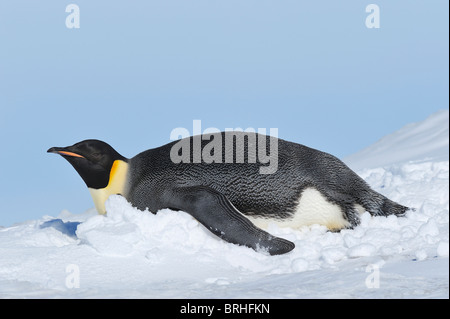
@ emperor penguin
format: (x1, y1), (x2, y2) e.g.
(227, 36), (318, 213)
(47, 132), (409, 255)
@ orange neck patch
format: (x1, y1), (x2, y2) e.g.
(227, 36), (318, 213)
(88, 159), (129, 215)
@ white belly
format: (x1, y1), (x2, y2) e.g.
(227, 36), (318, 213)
(247, 187), (353, 231)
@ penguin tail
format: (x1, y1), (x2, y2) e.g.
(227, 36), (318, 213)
(378, 197), (411, 216)
(360, 191), (411, 218)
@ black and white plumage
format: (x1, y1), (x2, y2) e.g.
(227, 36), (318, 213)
(48, 132), (409, 255)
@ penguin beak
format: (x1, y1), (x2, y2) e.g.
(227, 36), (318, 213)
(47, 147), (85, 158)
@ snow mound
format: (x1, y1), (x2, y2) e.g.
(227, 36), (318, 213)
(344, 109), (449, 171)
(0, 110), (448, 298)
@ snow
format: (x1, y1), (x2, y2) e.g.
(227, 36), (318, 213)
(0, 110), (448, 298)
(344, 110), (449, 171)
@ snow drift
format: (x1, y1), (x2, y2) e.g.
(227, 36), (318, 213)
(344, 110), (449, 171)
(0, 110), (448, 298)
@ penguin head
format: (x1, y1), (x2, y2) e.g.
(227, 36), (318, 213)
(47, 139), (127, 189)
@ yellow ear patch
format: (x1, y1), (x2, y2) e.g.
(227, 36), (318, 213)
(109, 160), (120, 180)
(88, 160), (129, 215)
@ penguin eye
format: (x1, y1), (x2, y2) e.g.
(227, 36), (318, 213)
(91, 152), (102, 160)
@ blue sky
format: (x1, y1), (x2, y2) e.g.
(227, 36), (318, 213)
(0, 0), (448, 226)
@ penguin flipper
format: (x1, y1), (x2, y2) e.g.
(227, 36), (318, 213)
(165, 186), (295, 255)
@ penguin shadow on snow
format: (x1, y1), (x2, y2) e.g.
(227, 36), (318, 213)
(40, 219), (80, 239)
